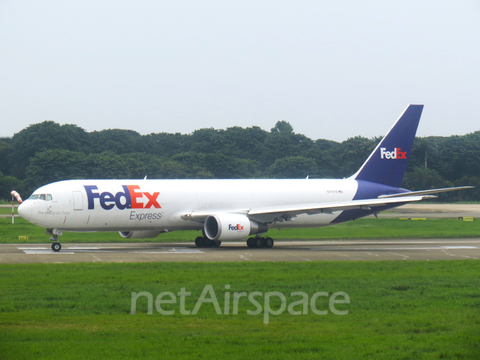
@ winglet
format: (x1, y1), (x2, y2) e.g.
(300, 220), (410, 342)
(350, 104), (424, 187)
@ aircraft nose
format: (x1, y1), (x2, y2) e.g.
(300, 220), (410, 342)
(17, 201), (32, 221)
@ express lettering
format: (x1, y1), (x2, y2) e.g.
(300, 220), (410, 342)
(129, 211), (163, 221)
(84, 185), (161, 210)
(380, 147), (407, 160)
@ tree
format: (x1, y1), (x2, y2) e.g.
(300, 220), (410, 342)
(328, 136), (376, 178)
(204, 154), (258, 178)
(432, 132), (480, 181)
(190, 128), (228, 154)
(402, 167), (451, 191)
(0, 171), (24, 201)
(88, 129), (143, 154)
(270, 121), (293, 134)
(140, 132), (188, 157)
(0, 138), (13, 175)
(267, 156), (317, 178)
(24, 150), (88, 193)
(222, 126), (268, 160)
(11, 121), (89, 178)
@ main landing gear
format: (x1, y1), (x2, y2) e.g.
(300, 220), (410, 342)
(46, 228), (62, 252)
(247, 236), (274, 249)
(193, 235), (274, 249)
(195, 236), (221, 248)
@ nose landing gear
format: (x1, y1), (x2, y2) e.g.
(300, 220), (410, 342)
(46, 228), (63, 252)
(51, 241), (61, 252)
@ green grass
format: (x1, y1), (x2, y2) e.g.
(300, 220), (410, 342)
(0, 206), (16, 215)
(1, 261), (479, 359)
(1, 217), (480, 244)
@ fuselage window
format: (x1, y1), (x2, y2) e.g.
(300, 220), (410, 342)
(29, 194), (39, 200)
(46, 194), (53, 201)
(39, 194), (46, 200)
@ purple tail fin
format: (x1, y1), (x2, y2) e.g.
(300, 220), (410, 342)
(351, 104), (424, 187)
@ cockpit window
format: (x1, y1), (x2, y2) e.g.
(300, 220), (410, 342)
(28, 194), (53, 201)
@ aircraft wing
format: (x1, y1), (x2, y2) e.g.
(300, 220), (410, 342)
(182, 195), (429, 225)
(246, 195), (428, 224)
(246, 186), (474, 223)
(182, 186), (474, 225)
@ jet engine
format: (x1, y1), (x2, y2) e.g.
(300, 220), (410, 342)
(204, 214), (268, 241)
(119, 230), (163, 239)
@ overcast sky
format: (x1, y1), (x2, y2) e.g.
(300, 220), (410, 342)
(1, 1), (479, 142)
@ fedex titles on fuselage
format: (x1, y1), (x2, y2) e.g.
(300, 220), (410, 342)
(84, 185), (162, 221)
(380, 147), (407, 160)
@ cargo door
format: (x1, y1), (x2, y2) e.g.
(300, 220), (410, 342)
(73, 191), (83, 211)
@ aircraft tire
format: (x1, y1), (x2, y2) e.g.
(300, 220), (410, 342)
(202, 237), (214, 248)
(265, 237), (274, 248)
(195, 236), (203, 247)
(247, 238), (255, 248)
(52, 242), (61, 252)
(254, 238), (265, 248)
(213, 240), (221, 247)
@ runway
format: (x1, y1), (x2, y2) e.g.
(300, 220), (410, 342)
(2, 204), (479, 264)
(1, 239), (479, 264)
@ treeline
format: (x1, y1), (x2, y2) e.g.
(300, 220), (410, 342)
(1, 120), (479, 201)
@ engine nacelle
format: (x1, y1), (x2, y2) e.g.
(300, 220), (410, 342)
(119, 230), (163, 239)
(204, 214), (268, 241)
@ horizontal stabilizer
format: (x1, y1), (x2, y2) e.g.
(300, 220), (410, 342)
(378, 186), (474, 198)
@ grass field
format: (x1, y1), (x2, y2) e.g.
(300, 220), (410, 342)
(0, 207), (15, 215)
(1, 216), (479, 244)
(1, 261), (479, 359)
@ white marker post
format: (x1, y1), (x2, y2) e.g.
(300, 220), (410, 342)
(11, 194), (14, 224)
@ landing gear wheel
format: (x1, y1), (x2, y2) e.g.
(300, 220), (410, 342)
(52, 242), (61, 252)
(195, 236), (204, 247)
(265, 237), (274, 248)
(202, 237), (214, 248)
(254, 237), (265, 248)
(247, 238), (255, 248)
(213, 241), (221, 247)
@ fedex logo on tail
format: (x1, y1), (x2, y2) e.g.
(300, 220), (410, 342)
(380, 147), (407, 160)
(84, 185), (160, 210)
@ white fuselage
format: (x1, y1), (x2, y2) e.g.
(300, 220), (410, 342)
(19, 179), (359, 233)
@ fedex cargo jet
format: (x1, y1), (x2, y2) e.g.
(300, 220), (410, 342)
(18, 105), (472, 251)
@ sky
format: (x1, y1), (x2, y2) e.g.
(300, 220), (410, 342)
(1, 1), (479, 142)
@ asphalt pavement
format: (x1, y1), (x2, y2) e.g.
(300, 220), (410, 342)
(1, 239), (479, 263)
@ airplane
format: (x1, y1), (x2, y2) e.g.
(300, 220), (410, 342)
(17, 105), (472, 252)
